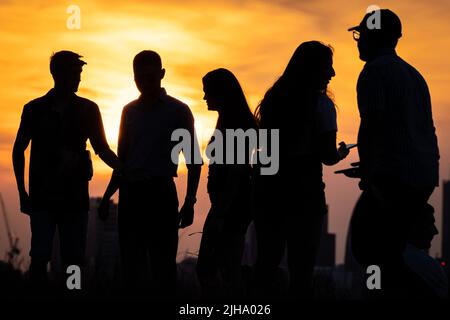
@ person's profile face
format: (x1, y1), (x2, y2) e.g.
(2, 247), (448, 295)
(55, 65), (82, 93)
(202, 83), (221, 112)
(134, 64), (164, 94)
(357, 31), (372, 62)
(315, 56), (335, 90)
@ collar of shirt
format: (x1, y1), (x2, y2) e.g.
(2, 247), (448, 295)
(45, 88), (78, 115)
(365, 48), (397, 66)
(136, 87), (168, 109)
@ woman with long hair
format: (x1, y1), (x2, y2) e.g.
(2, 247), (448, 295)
(196, 68), (257, 299)
(254, 41), (349, 299)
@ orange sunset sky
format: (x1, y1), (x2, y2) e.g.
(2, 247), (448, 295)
(0, 0), (449, 267)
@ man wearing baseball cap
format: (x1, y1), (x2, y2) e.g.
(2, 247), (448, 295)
(348, 9), (402, 61)
(347, 9), (440, 298)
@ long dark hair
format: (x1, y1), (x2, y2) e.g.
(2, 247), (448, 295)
(202, 68), (256, 131)
(255, 41), (334, 129)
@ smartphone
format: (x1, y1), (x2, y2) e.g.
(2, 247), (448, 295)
(334, 167), (360, 177)
(335, 168), (352, 174)
(346, 143), (357, 149)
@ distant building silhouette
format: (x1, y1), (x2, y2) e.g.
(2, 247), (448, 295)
(317, 207), (336, 267)
(86, 197), (120, 286)
(51, 198), (120, 287)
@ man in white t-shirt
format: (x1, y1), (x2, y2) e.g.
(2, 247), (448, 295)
(99, 51), (202, 298)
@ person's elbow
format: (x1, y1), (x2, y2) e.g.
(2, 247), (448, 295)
(97, 145), (119, 161)
(321, 153), (339, 166)
(322, 159), (338, 166)
(318, 131), (340, 166)
(12, 139), (27, 160)
(97, 147), (111, 159)
(98, 148), (122, 170)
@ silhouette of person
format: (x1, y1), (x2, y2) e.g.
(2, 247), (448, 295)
(402, 203), (448, 299)
(98, 50), (202, 298)
(253, 41), (349, 299)
(12, 51), (123, 288)
(196, 68), (257, 299)
(347, 9), (440, 298)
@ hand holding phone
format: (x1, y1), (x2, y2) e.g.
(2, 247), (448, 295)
(334, 167), (361, 178)
(338, 142), (350, 160)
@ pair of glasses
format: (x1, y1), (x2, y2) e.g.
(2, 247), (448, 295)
(352, 30), (360, 41)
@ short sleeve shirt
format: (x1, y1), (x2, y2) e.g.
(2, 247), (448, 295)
(17, 89), (110, 212)
(117, 88), (201, 179)
(316, 94), (338, 134)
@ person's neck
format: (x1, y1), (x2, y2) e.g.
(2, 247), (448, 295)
(140, 88), (161, 106)
(52, 86), (73, 100)
(51, 87), (74, 113)
(217, 113), (225, 129)
(366, 48), (397, 62)
(52, 86), (74, 107)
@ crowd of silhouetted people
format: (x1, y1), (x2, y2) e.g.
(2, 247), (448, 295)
(11, 8), (447, 300)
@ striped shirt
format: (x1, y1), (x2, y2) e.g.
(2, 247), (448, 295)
(357, 49), (439, 187)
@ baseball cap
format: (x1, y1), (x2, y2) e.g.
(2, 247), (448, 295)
(348, 9), (402, 39)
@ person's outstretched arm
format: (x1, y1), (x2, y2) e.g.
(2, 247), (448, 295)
(12, 104), (32, 214)
(179, 164), (201, 228)
(98, 171), (120, 221)
(89, 102), (123, 171)
(97, 106), (129, 221)
(98, 149), (122, 171)
(178, 107), (202, 228)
